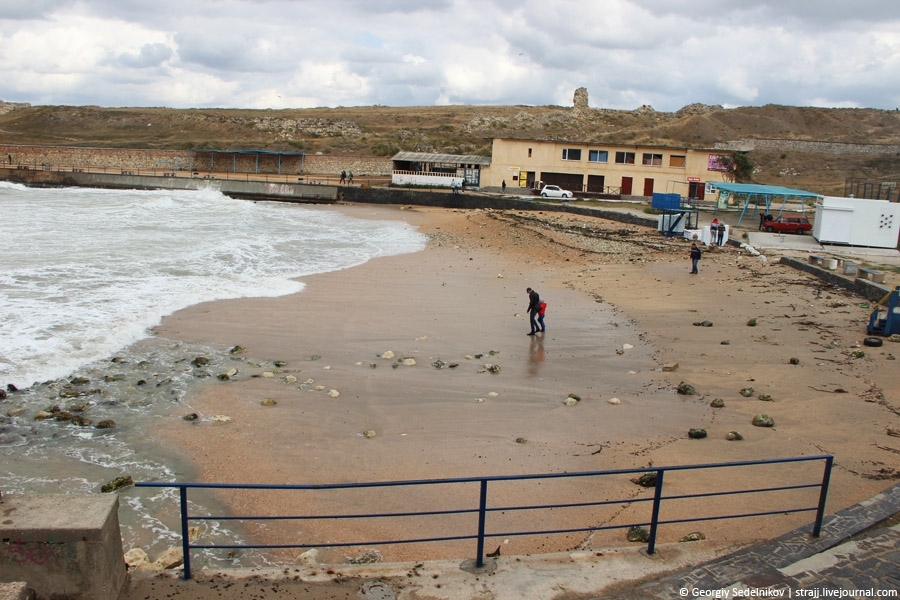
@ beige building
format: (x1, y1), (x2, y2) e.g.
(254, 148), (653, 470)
(485, 138), (732, 200)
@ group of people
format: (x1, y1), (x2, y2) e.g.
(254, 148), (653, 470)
(339, 170), (354, 185)
(451, 179), (466, 195)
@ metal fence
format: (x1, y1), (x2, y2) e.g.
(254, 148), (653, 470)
(137, 454), (833, 580)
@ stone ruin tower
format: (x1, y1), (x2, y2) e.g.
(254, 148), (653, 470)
(573, 87), (589, 113)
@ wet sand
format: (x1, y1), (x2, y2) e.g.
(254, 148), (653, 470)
(150, 203), (900, 567)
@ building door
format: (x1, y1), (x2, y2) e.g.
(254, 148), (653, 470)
(643, 178), (654, 196)
(587, 174), (605, 193)
(621, 177), (633, 195)
(688, 182), (706, 200)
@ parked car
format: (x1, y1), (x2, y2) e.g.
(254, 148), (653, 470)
(763, 215), (812, 234)
(540, 185), (573, 198)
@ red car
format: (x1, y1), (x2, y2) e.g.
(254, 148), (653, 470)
(763, 215), (812, 234)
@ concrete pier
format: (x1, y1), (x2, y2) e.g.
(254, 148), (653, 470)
(0, 494), (126, 600)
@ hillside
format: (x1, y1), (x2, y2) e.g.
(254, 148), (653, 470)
(2, 95), (900, 196)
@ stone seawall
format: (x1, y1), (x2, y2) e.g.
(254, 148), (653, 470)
(0, 168), (338, 203)
(0, 144), (392, 176)
(779, 256), (892, 302)
(714, 138), (900, 155)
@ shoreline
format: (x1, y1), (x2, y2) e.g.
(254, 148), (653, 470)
(147, 202), (900, 564)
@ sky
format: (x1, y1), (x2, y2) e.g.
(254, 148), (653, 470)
(1, 0), (899, 112)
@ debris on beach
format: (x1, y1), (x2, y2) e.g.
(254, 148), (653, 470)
(752, 414), (775, 427)
(680, 532), (706, 542)
(183, 412), (199, 421)
(212, 414), (232, 423)
(328, 389), (340, 397)
(284, 375), (298, 383)
(631, 472), (657, 488)
(261, 371), (274, 378)
(676, 382), (697, 395)
(627, 526), (650, 542)
(403, 358), (416, 366)
(382, 351), (395, 359)
(688, 428), (707, 439)
(229, 345), (246, 354)
(740, 387), (755, 397)
(261, 398), (277, 406)
(363, 429), (376, 438)
(710, 398), (725, 408)
(307, 354), (322, 361)
(607, 397), (621, 405)
(101, 475), (134, 493)
(726, 431), (744, 441)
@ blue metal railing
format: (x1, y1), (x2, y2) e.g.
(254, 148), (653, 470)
(137, 454), (833, 580)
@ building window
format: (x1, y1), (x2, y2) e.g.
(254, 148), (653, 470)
(589, 150), (608, 163)
(528, 148), (532, 158)
(669, 155), (686, 168)
(562, 148), (582, 161)
(642, 153), (663, 166)
(615, 151), (635, 164)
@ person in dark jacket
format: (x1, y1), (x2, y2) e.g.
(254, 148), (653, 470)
(689, 243), (701, 274)
(526, 287), (541, 335)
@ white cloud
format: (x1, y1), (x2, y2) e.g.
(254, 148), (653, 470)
(0, 0), (898, 110)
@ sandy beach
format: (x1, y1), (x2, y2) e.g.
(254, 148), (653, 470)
(147, 201), (900, 571)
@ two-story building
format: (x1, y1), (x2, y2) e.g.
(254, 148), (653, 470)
(485, 138), (732, 200)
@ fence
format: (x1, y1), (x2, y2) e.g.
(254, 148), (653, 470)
(136, 454), (833, 580)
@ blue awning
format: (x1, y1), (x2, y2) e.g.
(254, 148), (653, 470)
(713, 183), (822, 225)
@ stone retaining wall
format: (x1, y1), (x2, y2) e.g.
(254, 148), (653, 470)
(0, 144), (392, 176)
(715, 138), (900, 155)
(779, 256), (892, 302)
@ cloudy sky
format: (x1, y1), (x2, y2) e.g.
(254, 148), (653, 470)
(1, 0), (899, 111)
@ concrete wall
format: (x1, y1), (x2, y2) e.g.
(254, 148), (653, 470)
(341, 186), (659, 228)
(0, 168), (338, 203)
(0, 144), (392, 176)
(715, 138), (900, 155)
(779, 257), (893, 302)
(0, 494), (126, 600)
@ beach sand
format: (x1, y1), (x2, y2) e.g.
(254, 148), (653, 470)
(146, 202), (900, 575)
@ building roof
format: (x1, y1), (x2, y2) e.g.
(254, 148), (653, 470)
(714, 183), (821, 198)
(193, 149), (306, 156)
(392, 151), (491, 166)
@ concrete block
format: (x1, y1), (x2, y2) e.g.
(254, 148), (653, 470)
(0, 494), (126, 600)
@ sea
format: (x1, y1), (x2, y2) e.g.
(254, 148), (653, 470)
(0, 181), (427, 565)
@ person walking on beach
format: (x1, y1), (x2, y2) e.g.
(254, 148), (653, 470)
(526, 287), (542, 335)
(348, 171), (354, 184)
(340, 170), (346, 184)
(689, 243), (702, 274)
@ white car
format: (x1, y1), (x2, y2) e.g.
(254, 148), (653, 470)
(540, 185), (572, 198)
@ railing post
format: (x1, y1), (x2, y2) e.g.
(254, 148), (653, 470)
(646, 469), (665, 555)
(475, 479), (488, 568)
(812, 456), (834, 538)
(179, 486), (192, 580)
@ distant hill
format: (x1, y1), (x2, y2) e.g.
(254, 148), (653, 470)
(2, 93), (899, 196)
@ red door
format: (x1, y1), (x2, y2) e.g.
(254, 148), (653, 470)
(643, 178), (654, 196)
(621, 177), (633, 195)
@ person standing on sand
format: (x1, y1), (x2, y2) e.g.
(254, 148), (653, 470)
(537, 299), (547, 332)
(717, 221), (725, 246)
(340, 170), (346, 184)
(348, 171), (354, 184)
(526, 287), (541, 335)
(710, 219), (719, 245)
(689, 243), (701, 274)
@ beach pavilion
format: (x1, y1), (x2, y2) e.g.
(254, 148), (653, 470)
(713, 182), (823, 226)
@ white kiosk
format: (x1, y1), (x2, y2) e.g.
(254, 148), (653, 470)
(813, 196), (900, 248)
